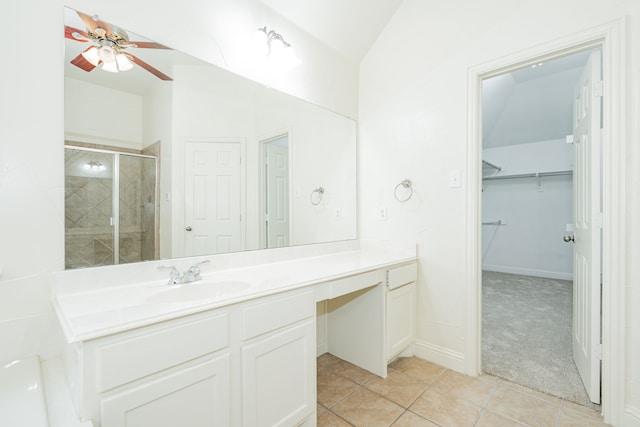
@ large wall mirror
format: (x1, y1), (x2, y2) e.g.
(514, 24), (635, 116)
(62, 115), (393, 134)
(63, 7), (356, 270)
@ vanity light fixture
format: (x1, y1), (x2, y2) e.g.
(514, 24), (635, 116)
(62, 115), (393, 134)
(257, 26), (301, 71)
(84, 161), (106, 172)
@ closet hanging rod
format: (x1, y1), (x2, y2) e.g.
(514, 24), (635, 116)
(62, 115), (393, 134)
(482, 160), (501, 171)
(482, 170), (573, 181)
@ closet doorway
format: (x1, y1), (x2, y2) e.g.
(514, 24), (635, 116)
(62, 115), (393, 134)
(480, 48), (602, 407)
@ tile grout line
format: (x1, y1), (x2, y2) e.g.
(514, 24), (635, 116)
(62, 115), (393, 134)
(472, 378), (500, 427)
(320, 363), (447, 426)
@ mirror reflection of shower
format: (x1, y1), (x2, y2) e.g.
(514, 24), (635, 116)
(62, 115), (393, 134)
(64, 145), (158, 269)
(260, 135), (290, 249)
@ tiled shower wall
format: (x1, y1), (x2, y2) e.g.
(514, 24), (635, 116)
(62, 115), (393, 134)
(64, 145), (157, 269)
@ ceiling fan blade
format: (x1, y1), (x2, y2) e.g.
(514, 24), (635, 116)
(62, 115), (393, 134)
(76, 11), (112, 37)
(70, 48), (99, 72)
(128, 54), (173, 81)
(65, 25), (90, 41)
(126, 41), (171, 49)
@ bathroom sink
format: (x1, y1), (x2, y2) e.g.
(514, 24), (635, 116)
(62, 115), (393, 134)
(147, 281), (251, 303)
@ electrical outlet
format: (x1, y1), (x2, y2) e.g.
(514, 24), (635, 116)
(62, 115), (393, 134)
(378, 206), (387, 221)
(335, 208), (342, 220)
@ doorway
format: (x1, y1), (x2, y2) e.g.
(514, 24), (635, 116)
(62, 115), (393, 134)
(260, 134), (290, 249)
(467, 21), (626, 424)
(479, 49), (602, 407)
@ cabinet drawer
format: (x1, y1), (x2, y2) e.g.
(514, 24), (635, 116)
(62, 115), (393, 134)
(97, 312), (228, 392)
(326, 269), (385, 299)
(242, 291), (314, 340)
(387, 263), (417, 290)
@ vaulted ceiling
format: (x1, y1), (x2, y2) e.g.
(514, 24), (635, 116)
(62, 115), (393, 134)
(482, 50), (595, 148)
(64, 1), (596, 146)
(259, 0), (405, 61)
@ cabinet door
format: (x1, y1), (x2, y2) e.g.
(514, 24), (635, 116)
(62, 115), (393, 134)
(100, 354), (230, 427)
(242, 320), (315, 427)
(386, 283), (416, 360)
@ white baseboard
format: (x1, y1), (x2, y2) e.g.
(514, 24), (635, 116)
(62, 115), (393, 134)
(413, 340), (465, 373)
(482, 264), (573, 281)
(624, 405), (640, 426)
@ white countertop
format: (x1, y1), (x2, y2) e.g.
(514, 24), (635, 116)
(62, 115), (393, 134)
(53, 241), (416, 343)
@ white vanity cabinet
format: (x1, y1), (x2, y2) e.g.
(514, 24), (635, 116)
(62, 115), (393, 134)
(386, 263), (418, 361)
(241, 290), (316, 426)
(56, 246), (419, 427)
(73, 310), (231, 427)
(68, 290), (317, 427)
(100, 353), (230, 427)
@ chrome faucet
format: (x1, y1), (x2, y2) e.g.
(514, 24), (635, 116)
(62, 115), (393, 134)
(157, 265), (182, 285)
(158, 260), (210, 285)
(182, 260), (210, 283)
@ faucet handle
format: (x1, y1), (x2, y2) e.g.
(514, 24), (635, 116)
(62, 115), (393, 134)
(158, 265), (181, 285)
(187, 259), (210, 278)
(185, 259), (211, 282)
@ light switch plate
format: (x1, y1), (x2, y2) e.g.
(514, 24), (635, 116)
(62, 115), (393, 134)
(449, 169), (461, 188)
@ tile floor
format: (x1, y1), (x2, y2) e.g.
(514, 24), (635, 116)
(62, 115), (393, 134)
(317, 354), (610, 427)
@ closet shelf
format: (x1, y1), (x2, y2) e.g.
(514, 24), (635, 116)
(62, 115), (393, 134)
(482, 170), (573, 181)
(482, 160), (502, 172)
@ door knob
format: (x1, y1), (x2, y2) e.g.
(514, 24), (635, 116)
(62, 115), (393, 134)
(563, 235), (574, 242)
(185, 226), (193, 232)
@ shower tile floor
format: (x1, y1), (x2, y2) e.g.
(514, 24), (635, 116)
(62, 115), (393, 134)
(317, 353), (609, 426)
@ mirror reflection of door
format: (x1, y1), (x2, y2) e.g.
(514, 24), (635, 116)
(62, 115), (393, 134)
(261, 135), (290, 249)
(183, 140), (243, 256)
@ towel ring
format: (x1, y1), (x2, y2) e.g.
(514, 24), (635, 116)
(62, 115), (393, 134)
(310, 187), (325, 205)
(394, 179), (413, 202)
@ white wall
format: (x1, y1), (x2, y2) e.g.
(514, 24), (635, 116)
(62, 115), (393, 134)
(0, 0), (357, 367)
(142, 79), (173, 258)
(170, 65), (356, 255)
(359, 0), (640, 424)
(65, 78), (144, 149)
(482, 139), (574, 280)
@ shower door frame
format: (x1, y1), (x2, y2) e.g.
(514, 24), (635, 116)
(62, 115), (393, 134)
(64, 145), (159, 267)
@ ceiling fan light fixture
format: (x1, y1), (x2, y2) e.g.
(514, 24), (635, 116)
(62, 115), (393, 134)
(81, 46), (100, 66)
(116, 54), (133, 71)
(97, 45), (116, 63)
(101, 60), (119, 73)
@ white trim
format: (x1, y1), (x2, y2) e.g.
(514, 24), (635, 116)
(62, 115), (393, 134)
(413, 340), (465, 373)
(624, 406), (640, 424)
(482, 265), (573, 281)
(466, 19), (626, 424)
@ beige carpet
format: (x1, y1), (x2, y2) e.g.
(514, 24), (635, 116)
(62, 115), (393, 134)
(481, 270), (599, 409)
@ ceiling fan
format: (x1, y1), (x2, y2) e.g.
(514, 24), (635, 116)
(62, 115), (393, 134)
(65, 11), (173, 81)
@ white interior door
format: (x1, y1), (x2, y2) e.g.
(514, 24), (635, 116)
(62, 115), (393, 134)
(184, 141), (243, 256)
(571, 50), (602, 404)
(263, 136), (289, 248)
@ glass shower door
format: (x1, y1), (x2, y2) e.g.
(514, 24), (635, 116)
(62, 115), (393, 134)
(64, 148), (115, 269)
(64, 147), (157, 269)
(118, 154), (157, 264)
